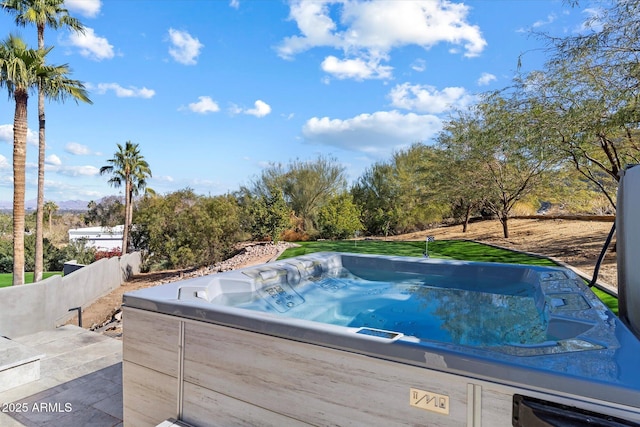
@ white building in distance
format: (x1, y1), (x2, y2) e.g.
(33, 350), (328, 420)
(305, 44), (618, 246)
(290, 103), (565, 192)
(68, 225), (124, 251)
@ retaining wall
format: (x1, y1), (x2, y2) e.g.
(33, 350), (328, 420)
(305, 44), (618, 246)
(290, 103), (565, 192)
(0, 252), (141, 338)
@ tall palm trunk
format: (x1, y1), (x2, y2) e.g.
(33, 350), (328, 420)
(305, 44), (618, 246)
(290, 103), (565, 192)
(122, 180), (131, 254)
(35, 23), (46, 282)
(127, 187), (134, 252)
(35, 83), (45, 282)
(13, 89), (28, 286)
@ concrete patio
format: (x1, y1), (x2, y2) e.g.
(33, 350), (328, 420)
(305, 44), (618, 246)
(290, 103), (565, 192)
(0, 325), (123, 427)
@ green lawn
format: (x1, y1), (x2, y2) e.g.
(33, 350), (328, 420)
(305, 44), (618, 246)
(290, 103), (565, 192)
(279, 239), (557, 265)
(279, 239), (618, 314)
(0, 272), (62, 288)
(591, 287), (618, 314)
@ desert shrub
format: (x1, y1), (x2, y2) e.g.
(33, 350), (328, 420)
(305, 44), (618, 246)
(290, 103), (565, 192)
(316, 193), (363, 240)
(281, 229), (309, 242)
(133, 190), (244, 270)
(511, 200), (538, 216)
(239, 188), (292, 243)
(84, 196), (125, 226)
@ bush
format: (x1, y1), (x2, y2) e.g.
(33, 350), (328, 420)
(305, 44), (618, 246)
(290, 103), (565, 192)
(0, 233), (97, 273)
(281, 229), (310, 242)
(0, 255), (12, 274)
(95, 248), (122, 261)
(316, 193), (363, 240)
(24, 234), (70, 271)
(132, 190), (245, 270)
(60, 239), (97, 266)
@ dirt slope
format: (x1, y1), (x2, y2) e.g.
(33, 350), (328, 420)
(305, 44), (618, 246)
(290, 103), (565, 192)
(391, 218), (617, 287)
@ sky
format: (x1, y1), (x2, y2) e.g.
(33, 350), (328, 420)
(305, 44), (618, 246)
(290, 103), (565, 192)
(0, 0), (598, 205)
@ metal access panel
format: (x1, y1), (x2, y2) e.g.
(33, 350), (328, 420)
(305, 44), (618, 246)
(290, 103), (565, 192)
(617, 165), (640, 339)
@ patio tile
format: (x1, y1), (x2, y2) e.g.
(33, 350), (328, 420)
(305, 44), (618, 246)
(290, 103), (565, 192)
(0, 326), (123, 426)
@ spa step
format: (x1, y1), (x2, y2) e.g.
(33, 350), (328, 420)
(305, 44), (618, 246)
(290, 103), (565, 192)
(0, 336), (45, 393)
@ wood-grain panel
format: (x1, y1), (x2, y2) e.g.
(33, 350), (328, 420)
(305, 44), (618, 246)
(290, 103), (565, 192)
(480, 387), (513, 427)
(122, 307), (180, 376)
(182, 381), (314, 427)
(123, 361), (178, 427)
(182, 321), (469, 426)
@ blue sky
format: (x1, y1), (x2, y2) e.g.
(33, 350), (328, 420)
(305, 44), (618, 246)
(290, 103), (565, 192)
(0, 0), (596, 204)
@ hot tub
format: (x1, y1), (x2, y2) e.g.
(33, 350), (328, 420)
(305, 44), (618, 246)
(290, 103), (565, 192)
(122, 252), (640, 426)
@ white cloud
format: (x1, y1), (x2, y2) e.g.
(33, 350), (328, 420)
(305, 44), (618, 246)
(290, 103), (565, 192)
(168, 28), (203, 65)
(532, 13), (557, 28)
(65, 0), (102, 18)
(188, 96), (220, 114)
(229, 0), (240, 9)
(477, 72), (497, 86)
(58, 165), (100, 177)
(341, 1), (486, 56)
(44, 180), (102, 199)
(245, 100), (272, 117)
(277, 1), (340, 59)
(0, 175), (13, 188)
(67, 27), (114, 61)
(0, 124), (38, 146)
(94, 83), (155, 98)
(302, 110), (442, 155)
(388, 83), (474, 114)
(230, 100), (272, 118)
(0, 125), (12, 143)
(277, 0), (486, 80)
(46, 154), (62, 166)
(321, 55), (392, 80)
(577, 8), (604, 33)
(27, 131), (38, 146)
(65, 142), (94, 155)
(411, 59), (427, 72)
(228, 103), (243, 115)
(0, 154), (9, 169)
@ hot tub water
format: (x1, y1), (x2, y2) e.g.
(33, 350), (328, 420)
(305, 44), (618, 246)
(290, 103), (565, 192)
(226, 270), (548, 347)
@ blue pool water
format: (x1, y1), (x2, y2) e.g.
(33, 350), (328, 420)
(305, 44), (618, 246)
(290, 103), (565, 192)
(233, 270), (548, 347)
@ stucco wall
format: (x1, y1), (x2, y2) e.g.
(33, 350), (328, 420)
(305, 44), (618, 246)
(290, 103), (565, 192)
(0, 252), (141, 338)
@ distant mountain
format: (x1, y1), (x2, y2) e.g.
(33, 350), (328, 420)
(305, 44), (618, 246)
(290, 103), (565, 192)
(54, 200), (91, 211)
(0, 199), (91, 211)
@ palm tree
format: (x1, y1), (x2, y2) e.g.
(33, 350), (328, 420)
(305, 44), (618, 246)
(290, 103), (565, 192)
(43, 200), (57, 232)
(100, 142), (152, 254)
(1, 35), (40, 286)
(3, 0), (84, 282)
(3, 0), (85, 282)
(1, 34), (91, 285)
